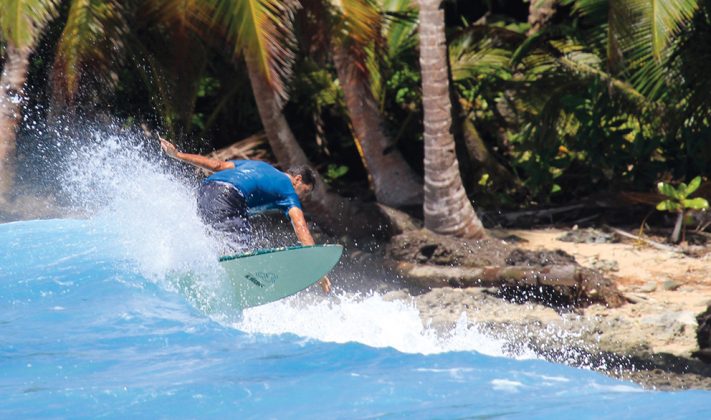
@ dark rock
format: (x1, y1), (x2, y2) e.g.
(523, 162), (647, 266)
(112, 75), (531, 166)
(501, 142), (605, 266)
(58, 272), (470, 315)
(505, 248), (577, 266)
(696, 306), (711, 363)
(558, 228), (618, 244)
(694, 349), (711, 364)
(386, 229), (510, 267)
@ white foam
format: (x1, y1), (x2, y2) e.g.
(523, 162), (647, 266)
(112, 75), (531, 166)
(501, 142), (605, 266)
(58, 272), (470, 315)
(59, 129), (222, 281)
(235, 292), (538, 359)
(589, 381), (644, 393)
(491, 379), (525, 392)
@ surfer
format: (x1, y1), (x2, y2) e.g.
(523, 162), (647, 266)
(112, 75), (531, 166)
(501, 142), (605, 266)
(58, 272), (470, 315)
(159, 137), (331, 293)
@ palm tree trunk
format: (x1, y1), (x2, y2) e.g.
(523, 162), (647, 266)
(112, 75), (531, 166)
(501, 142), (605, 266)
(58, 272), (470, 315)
(332, 44), (423, 208)
(527, 0), (558, 36)
(417, 0), (485, 239)
(245, 53), (309, 168)
(0, 44), (31, 204)
(245, 53), (390, 239)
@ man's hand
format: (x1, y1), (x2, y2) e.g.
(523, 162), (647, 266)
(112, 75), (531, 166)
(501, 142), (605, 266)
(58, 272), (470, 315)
(158, 137), (233, 172)
(159, 136), (179, 159)
(319, 276), (332, 294)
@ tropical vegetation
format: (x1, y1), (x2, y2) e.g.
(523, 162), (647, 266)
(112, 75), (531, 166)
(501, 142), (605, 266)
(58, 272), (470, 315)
(1, 0), (709, 239)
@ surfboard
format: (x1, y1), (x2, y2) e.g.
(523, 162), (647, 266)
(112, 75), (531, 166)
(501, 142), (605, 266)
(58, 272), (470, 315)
(218, 244), (343, 309)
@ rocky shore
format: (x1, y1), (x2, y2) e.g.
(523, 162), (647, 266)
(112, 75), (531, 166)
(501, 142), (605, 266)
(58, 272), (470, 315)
(375, 220), (711, 391)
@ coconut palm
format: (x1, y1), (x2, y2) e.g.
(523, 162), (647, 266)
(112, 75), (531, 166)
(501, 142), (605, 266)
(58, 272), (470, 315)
(208, 0), (312, 166)
(416, 0), (485, 238)
(0, 0), (59, 204)
(210, 0), (388, 237)
(318, 0), (423, 207)
(378, 0), (517, 197)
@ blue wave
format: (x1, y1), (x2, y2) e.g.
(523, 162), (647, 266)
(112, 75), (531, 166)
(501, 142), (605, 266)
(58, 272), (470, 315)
(2, 219), (711, 418)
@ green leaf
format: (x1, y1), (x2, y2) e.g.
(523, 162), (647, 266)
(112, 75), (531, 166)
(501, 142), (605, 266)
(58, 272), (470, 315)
(656, 199), (681, 212)
(326, 164), (349, 181)
(657, 182), (682, 200)
(686, 176), (702, 195)
(478, 173), (490, 186)
(682, 197), (710, 210)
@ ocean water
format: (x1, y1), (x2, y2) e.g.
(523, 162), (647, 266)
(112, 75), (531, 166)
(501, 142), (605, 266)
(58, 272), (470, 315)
(2, 132), (711, 418)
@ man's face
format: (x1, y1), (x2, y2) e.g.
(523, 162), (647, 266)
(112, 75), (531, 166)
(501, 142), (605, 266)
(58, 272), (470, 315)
(292, 176), (314, 199)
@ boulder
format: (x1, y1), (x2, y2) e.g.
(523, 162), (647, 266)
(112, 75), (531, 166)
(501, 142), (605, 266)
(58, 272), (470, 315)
(695, 306), (711, 363)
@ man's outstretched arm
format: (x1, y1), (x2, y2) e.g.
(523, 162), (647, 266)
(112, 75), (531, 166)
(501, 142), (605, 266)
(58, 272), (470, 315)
(288, 207), (332, 293)
(288, 207), (316, 246)
(159, 137), (234, 173)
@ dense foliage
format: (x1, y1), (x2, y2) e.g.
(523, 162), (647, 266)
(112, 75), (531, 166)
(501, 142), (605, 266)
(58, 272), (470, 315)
(3, 0), (710, 212)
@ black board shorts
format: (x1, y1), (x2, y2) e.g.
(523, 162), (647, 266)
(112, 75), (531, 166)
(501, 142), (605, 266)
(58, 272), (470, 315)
(197, 181), (252, 245)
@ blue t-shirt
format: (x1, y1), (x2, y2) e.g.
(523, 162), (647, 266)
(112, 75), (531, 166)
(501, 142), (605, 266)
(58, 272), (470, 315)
(204, 160), (302, 216)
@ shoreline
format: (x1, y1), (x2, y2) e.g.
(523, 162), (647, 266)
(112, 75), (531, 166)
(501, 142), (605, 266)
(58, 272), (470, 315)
(391, 286), (711, 390)
(372, 225), (711, 391)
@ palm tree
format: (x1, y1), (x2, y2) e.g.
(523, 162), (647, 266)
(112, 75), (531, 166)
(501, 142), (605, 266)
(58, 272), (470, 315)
(416, 0), (484, 238)
(0, 0), (59, 204)
(211, 0), (388, 237)
(377, 0), (517, 199)
(322, 0), (423, 207)
(210, 0), (310, 166)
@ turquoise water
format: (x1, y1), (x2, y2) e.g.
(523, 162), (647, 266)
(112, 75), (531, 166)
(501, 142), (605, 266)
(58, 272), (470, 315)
(2, 134), (711, 418)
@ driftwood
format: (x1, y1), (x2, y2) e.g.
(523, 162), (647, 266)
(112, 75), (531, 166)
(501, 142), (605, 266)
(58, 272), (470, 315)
(392, 261), (625, 308)
(603, 225), (681, 253)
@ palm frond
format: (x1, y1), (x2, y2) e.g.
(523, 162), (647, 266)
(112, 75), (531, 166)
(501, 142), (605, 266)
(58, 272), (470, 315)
(450, 39), (513, 81)
(565, 0), (700, 99)
(212, 0), (300, 101)
(329, 0), (383, 85)
(0, 0), (59, 48)
(51, 0), (126, 105)
(330, 0), (381, 47)
(668, 2), (711, 130)
(324, 0), (384, 103)
(376, 0), (417, 104)
(380, 0), (418, 59)
(126, 11), (209, 141)
(562, 0), (636, 73)
(648, 0), (699, 61)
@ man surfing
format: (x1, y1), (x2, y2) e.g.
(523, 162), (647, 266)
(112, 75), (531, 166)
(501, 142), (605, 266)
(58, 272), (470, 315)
(159, 137), (331, 293)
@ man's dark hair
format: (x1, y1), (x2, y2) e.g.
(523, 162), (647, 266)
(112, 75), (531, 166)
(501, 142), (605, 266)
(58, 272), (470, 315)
(287, 165), (317, 189)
